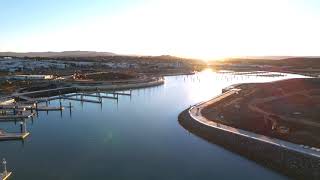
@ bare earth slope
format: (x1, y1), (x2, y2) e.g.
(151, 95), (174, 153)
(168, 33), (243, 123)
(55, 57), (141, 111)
(202, 78), (320, 148)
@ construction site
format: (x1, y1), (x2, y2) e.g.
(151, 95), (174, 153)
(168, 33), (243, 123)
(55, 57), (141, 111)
(202, 78), (320, 149)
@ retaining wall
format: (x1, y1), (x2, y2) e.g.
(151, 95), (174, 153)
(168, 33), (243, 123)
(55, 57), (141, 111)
(178, 109), (320, 180)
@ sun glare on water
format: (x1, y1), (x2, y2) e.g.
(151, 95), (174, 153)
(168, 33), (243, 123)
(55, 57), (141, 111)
(187, 68), (223, 102)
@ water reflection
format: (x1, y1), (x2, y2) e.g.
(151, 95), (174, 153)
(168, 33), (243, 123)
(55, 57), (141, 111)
(183, 68), (304, 103)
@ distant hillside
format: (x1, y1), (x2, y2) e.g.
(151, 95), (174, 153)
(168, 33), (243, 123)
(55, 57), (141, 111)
(0, 51), (204, 64)
(0, 51), (117, 57)
(228, 56), (294, 60)
(225, 57), (320, 68)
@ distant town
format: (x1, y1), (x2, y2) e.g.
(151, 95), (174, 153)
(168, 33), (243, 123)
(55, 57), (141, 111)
(1, 52), (319, 97)
(0, 52), (205, 96)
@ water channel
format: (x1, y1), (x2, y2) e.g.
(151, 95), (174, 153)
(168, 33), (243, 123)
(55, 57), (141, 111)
(0, 70), (306, 179)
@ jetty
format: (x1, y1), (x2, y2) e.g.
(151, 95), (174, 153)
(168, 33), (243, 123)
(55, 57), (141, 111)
(0, 126), (30, 141)
(54, 91), (133, 103)
(109, 91), (132, 96)
(17, 95), (36, 102)
(0, 104), (32, 110)
(12, 87), (76, 98)
(27, 106), (64, 111)
(0, 171), (12, 180)
(77, 93), (118, 100)
(0, 118), (26, 122)
(1, 103), (63, 112)
(61, 96), (102, 103)
(0, 98), (15, 106)
(0, 159), (12, 180)
(0, 132), (30, 141)
(0, 112), (34, 120)
(0, 119), (30, 141)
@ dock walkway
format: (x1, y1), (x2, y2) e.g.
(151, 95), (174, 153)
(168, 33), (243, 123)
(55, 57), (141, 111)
(0, 172), (12, 180)
(75, 93), (118, 100)
(61, 96), (101, 103)
(0, 132), (30, 141)
(0, 112), (34, 120)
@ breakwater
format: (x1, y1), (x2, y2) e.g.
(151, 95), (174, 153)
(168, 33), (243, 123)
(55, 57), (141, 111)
(8, 77), (164, 100)
(74, 77), (164, 91)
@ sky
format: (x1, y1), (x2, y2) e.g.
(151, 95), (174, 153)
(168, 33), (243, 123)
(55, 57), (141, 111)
(0, 0), (320, 60)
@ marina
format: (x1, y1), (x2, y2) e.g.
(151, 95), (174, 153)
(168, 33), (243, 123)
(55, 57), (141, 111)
(2, 0), (319, 179)
(0, 71), (308, 180)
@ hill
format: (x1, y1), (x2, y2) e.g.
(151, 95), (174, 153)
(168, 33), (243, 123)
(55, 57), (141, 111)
(224, 57), (320, 68)
(0, 51), (116, 57)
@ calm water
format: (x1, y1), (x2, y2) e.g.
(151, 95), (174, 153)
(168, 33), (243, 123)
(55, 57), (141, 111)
(0, 70), (306, 180)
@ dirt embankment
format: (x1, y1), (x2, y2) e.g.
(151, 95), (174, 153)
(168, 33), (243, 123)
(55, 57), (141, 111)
(202, 78), (320, 148)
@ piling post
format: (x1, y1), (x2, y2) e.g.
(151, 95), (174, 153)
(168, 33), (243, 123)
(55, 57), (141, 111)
(23, 120), (27, 133)
(69, 102), (72, 117)
(2, 158), (7, 175)
(13, 106), (16, 115)
(59, 101), (62, 110)
(35, 102), (38, 111)
(20, 122), (23, 133)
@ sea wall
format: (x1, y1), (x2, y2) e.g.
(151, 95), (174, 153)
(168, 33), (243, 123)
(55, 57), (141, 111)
(15, 87), (76, 98)
(178, 109), (320, 180)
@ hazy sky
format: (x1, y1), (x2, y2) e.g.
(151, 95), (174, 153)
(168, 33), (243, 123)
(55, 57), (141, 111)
(1, 0), (319, 59)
